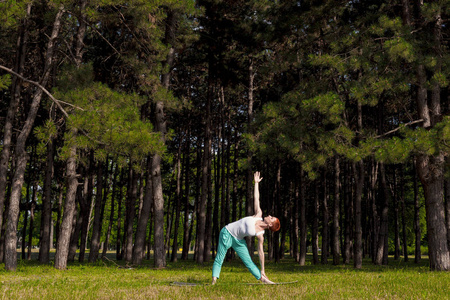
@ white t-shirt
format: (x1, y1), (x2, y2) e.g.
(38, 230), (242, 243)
(225, 216), (264, 240)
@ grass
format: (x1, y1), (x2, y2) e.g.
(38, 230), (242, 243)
(0, 252), (449, 299)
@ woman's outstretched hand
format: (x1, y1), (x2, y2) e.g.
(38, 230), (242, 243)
(254, 171), (263, 183)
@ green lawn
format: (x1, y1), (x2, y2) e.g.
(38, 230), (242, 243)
(0, 253), (449, 299)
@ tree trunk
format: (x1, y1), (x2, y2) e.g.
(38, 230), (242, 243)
(5, 5), (64, 271)
(413, 161), (422, 263)
(79, 156), (94, 262)
(133, 158), (153, 265)
(393, 169), (400, 260)
(376, 162), (389, 265)
(102, 163), (118, 259)
(343, 162), (353, 264)
(181, 127), (191, 260)
(293, 164), (300, 262)
(0, 4), (31, 234)
(370, 160), (379, 262)
(54, 129), (79, 270)
(246, 59), (256, 256)
(124, 168), (138, 262)
(171, 150), (183, 262)
(413, 0), (450, 272)
(212, 146), (220, 257)
(55, 182), (64, 249)
(299, 165), (307, 266)
(230, 128), (239, 260)
(353, 98), (364, 269)
(89, 161), (105, 263)
(332, 156), (341, 265)
(116, 170), (124, 260)
(204, 131), (213, 262)
(27, 191), (36, 260)
(68, 203), (81, 262)
(312, 180), (319, 265)
(400, 166), (408, 262)
(322, 168), (329, 264)
(196, 70), (212, 264)
(417, 155), (450, 270)
(353, 160), (364, 269)
(153, 145), (166, 268)
(39, 105), (55, 263)
(21, 181), (30, 260)
(152, 9), (177, 269)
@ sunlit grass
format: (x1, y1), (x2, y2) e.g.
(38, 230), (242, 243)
(0, 252), (449, 299)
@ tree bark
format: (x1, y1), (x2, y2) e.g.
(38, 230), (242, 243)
(27, 186), (37, 260)
(343, 162), (353, 264)
(102, 163), (118, 259)
(212, 146), (220, 257)
(54, 129), (79, 270)
(312, 180), (319, 265)
(0, 3), (31, 233)
(413, 161), (422, 263)
(171, 150), (183, 262)
(322, 168), (329, 264)
(353, 160), (364, 269)
(293, 164), (300, 263)
(299, 165), (307, 266)
(181, 127), (191, 260)
(88, 161), (105, 262)
(133, 158), (153, 265)
(393, 169), (400, 260)
(376, 162), (389, 265)
(353, 98), (364, 269)
(21, 178), (30, 260)
(332, 156), (341, 265)
(152, 9), (177, 269)
(246, 59), (256, 255)
(204, 157), (213, 262)
(413, 0), (450, 272)
(79, 164), (94, 262)
(124, 168), (138, 262)
(416, 155), (450, 270)
(196, 65), (212, 264)
(370, 160), (379, 262)
(116, 169), (125, 260)
(400, 166), (408, 262)
(39, 106), (55, 263)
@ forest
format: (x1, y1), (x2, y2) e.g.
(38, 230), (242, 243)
(0, 0), (450, 274)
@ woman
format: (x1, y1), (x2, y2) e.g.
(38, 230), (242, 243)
(211, 171), (280, 284)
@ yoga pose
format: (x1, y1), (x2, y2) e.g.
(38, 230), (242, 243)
(211, 171), (281, 284)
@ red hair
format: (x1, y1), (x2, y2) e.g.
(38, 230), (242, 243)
(269, 217), (280, 232)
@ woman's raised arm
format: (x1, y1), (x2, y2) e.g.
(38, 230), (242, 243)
(253, 172), (263, 217)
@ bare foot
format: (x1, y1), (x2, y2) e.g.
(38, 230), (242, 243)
(211, 277), (217, 285)
(260, 275), (275, 284)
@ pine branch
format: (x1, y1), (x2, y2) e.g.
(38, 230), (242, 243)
(0, 64), (84, 117)
(0, 64), (105, 146)
(375, 119), (424, 138)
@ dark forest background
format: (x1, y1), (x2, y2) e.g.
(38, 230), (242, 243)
(1, 0), (450, 272)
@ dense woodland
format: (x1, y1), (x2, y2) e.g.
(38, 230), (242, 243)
(1, 0), (450, 272)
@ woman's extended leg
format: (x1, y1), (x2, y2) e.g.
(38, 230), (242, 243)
(212, 227), (233, 280)
(232, 238), (261, 280)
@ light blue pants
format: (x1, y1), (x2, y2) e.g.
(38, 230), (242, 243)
(212, 227), (261, 280)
